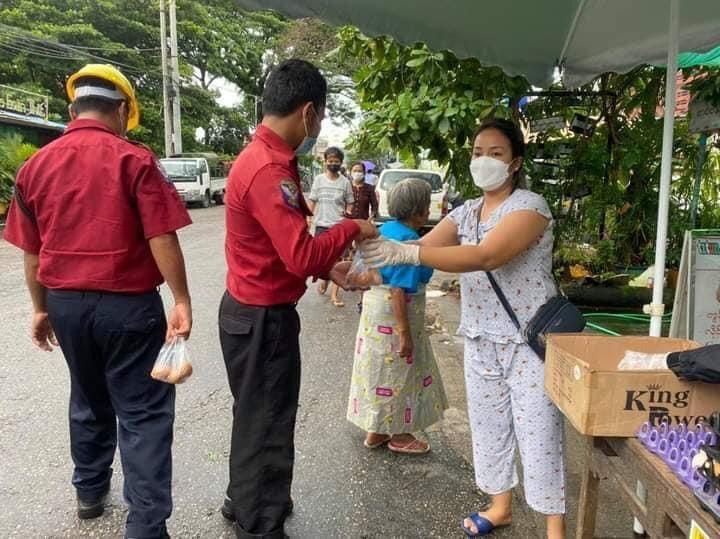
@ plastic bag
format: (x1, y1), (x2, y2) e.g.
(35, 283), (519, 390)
(346, 249), (382, 288)
(151, 336), (193, 384)
(617, 350), (669, 370)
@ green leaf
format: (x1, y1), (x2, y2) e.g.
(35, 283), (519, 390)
(406, 58), (426, 68)
(438, 117), (450, 133)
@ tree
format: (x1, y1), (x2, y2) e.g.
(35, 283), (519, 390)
(338, 27), (720, 269)
(0, 0), (286, 155)
(337, 27), (529, 189)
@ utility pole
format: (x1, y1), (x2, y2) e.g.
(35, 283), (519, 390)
(168, 0), (182, 154)
(159, 0), (172, 157)
(159, 0), (182, 156)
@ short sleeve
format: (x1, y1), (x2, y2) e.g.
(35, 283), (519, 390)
(2, 189), (41, 254)
(447, 201), (470, 225)
(380, 264), (423, 293)
(133, 155), (192, 239)
(507, 190), (552, 220)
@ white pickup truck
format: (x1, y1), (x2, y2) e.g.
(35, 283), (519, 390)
(160, 153), (227, 208)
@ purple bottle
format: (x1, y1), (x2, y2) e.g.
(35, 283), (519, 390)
(667, 447), (682, 473)
(666, 429), (679, 446)
(678, 456), (692, 480)
(646, 428), (661, 452)
(657, 438), (671, 461)
(677, 438), (689, 456)
(637, 421), (652, 443)
(701, 430), (717, 447)
(686, 430), (697, 447)
(687, 467), (705, 489)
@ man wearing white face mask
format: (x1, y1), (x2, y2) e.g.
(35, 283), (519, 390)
(352, 119), (566, 538)
(219, 59), (378, 539)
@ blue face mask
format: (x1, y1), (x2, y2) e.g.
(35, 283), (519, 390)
(295, 136), (317, 156)
(295, 106), (319, 156)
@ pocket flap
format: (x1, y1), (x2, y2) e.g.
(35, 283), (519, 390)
(220, 315), (253, 335)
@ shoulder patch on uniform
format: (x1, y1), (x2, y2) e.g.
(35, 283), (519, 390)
(279, 179), (300, 209)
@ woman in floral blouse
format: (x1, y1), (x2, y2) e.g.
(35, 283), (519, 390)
(358, 119), (566, 539)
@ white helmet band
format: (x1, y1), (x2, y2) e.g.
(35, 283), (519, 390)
(74, 85), (125, 101)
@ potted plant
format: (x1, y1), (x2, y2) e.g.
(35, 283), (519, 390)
(0, 134), (38, 217)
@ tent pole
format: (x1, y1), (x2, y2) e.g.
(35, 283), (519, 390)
(648, 0), (679, 339)
(635, 1), (680, 536)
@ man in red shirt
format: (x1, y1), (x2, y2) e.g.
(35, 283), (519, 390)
(219, 59), (377, 539)
(3, 64), (192, 539)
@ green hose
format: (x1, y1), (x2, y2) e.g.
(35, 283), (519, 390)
(582, 311), (672, 336)
(584, 322), (622, 336)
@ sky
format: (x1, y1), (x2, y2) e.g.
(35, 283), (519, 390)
(211, 77), (356, 148)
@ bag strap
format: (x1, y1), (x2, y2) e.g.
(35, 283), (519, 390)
(485, 271), (522, 331)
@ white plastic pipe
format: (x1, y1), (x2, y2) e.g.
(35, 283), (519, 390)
(648, 0), (679, 338)
(636, 5), (680, 535)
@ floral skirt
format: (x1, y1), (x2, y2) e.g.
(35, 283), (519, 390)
(346, 285), (448, 434)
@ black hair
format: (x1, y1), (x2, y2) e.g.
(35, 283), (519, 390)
(261, 59), (327, 117)
(474, 118), (526, 189)
(324, 146), (344, 162)
(70, 76), (125, 116)
(350, 161), (366, 173)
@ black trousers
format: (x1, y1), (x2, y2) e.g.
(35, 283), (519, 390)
(218, 291), (301, 539)
(46, 290), (174, 539)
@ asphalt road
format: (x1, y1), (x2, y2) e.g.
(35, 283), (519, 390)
(0, 205), (487, 538)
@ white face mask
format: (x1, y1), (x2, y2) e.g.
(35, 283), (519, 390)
(469, 156), (511, 191)
(351, 172), (365, 181)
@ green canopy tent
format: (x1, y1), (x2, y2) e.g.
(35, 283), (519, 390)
(235, 0), (720, 339)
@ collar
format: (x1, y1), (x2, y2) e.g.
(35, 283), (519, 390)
(254, 125), (296, 161)
(63, 118), (120, 137)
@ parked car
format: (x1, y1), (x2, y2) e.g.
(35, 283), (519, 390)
(160, 152), (227, 208)
(375, 168), (448, 231)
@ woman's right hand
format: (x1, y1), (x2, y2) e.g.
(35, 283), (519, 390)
(398, 330), (414, 358)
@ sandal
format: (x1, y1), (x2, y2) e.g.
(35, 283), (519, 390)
(364, 434), (390, 449)
(388, 437), (430, 455)
(461, 512), (505, 537)
(332, 299), (345, 307)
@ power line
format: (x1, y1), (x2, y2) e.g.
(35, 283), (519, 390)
(0, 24), (161, 75)
(1, 24), (160, 55)
(0, 36), (163, 78)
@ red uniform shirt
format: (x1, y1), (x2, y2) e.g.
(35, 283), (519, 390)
(225, 125), (360, 306)
(3, 119), (191, 293)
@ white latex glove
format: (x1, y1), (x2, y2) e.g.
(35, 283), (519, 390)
(357, 238), (421, 268)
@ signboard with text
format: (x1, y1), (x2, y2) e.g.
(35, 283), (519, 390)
(689, 98), (720, 134)
(670, 230), (720, 345)
(0, 84), (49, 119)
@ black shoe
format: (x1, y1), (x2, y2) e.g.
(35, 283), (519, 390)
(221, 496), (294, 521)
(232, 522), (287, 539)
(77, 483), (110, 520)
(221, 496), (235, 521)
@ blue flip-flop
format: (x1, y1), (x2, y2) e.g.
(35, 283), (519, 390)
(460, 512), (496, 537)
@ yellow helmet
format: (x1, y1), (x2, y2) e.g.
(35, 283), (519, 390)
(66, 64), (140, 131)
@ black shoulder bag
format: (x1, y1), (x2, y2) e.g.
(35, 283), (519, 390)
(486, 272), (586, 360)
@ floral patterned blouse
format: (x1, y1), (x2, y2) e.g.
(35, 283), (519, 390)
(447, 188), (556, 343)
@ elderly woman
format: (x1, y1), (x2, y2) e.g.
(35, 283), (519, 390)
(346, 178), (448, 454)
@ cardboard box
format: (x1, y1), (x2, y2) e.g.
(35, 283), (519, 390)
(545, 334), (720, 437)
